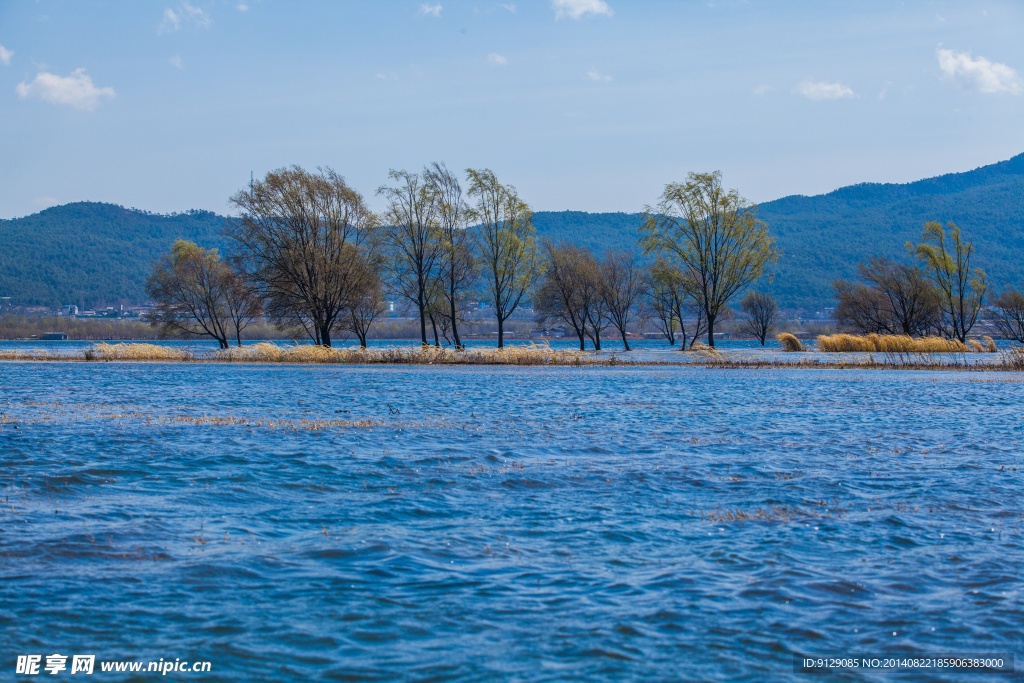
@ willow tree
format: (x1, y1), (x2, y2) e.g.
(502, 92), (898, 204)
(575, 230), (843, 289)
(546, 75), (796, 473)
(534, 240), (596, 350)
(378, 169), (444, 346)
(599, 249), (644, 351)
(907, 221), (986, 343)
(145, 240), (260, 348)
(640, 172), (777, 347)
(645, 258), (706, 348)
(227, 166), (379, 347)
(466, 168), (538, 348)
(425, 162), (476, 350)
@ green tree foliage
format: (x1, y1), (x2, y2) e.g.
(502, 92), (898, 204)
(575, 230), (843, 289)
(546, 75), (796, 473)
(466, 168), (538, 348)
(144, 240), (260, 348)
(641, 171), (778, 347)
(907, 221), (987, 343)
(3, 152), (1023, 312)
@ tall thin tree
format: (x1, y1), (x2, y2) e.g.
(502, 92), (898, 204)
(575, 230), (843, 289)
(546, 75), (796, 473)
(378, 170), (443, 346)
(466, 168), (538, 348)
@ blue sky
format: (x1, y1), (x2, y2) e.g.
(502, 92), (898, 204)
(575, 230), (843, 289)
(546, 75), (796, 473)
(1, 0), (1022, 219)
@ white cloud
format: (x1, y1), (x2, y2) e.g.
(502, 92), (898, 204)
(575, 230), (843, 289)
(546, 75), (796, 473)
(937, 49), (1022, 95)
(488, 53), (508, 65)
(501, 4), (516, 12)
(15, 68), (116, 111)
(0, 44), (13, 66)
(374, 72), (398, 81)
(170, 55), (183, 69)
(794, 79), (856, 100)
(753, 84), (772, 96)
(236, 3), (249, 11)
(159, 2), (211, 34)
(420, 3), (442, 17)
(552, 0), (612, 20)
(587, 69), (611, 82)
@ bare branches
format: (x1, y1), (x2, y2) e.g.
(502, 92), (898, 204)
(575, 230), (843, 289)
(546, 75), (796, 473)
(738, 290), (778, 345)
(424, 162), (477, 349)
(599, 249), (644, 351)
(227, 166), (379, 347)
(144, 240), (260, 348)
(378, 169), (443, 346)
(989, 289), (1024, 343)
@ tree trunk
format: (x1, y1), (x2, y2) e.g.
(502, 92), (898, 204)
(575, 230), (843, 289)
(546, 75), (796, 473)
(418, 290), (428, 345)
(497, 316), (504, 349)
(450, 286), (462, 351)
(707, 312), (716, 348)
(430, 314), (440, 348)
(620, 329), (630, 351)
(577, 330), (585, 350)
(236, 329), (242, 348)
(594, 327), (601, 351)
(321, 325), (332, 348)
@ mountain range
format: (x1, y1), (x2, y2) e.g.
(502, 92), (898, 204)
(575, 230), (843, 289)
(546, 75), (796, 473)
(2, 152), (1022, 310)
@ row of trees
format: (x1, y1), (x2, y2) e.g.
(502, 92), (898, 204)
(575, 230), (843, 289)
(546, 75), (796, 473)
(834, 221), (1024, 343)
(148, 165), (538, 348)
(146, 167), (785, 349)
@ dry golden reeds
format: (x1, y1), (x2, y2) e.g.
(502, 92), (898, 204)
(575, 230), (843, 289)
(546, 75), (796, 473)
(80, 341), (589, 366)
(85, 343), (195, 361)
(776, 332), (803, 352)
(815, 333), (969, 353)
(982, 336), (998, 353)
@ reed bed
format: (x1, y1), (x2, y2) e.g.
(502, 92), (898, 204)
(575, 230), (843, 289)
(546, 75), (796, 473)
(86, 342), (196, 361)
(776, 332), (804, 352)
(815, 333), (973, 353)
(78, 341), (590, 366)
(1001, 345), (1024, 371)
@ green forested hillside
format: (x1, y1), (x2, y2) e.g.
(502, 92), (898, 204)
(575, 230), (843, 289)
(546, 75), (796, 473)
(757, 152), (1024, 310)
(533, 153), (1024, 310)
(3, 153), (1022, 309)
(0, 203), (225, 307)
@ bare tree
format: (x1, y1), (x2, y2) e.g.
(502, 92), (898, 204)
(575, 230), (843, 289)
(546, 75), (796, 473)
(908, 221), (987, 343)
(641, 171), (778, 347)
(227, 166), (378, 347)
(424, 162), (477, 350)
(989, 289), (1024, 343)
(832, 279), (892, 334)
(738, 290), (778, 345)
(858, 257), (940, 336)
(644, 268), (678, 345)
(466, 168), (538, 348)
(378, 169), (443, 346)
(340, 260), (387, 348)
(145, 240), (260, 349)
(534, 240), (592, 350)
(647, 258), (706, 348)
(599, 249), (645, 351)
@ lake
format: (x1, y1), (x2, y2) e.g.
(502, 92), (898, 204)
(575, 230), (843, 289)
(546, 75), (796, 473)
(2, 362), (1021, 681)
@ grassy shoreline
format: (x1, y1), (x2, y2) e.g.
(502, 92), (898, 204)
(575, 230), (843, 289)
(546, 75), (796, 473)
(1, 341), (1022, 371)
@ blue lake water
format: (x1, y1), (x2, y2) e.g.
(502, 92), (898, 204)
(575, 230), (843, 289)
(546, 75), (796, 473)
(1, 362), (1022, 681)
